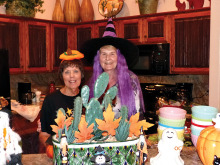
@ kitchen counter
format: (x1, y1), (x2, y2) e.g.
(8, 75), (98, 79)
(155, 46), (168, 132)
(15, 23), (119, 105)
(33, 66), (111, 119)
(21, 146), (203, 165)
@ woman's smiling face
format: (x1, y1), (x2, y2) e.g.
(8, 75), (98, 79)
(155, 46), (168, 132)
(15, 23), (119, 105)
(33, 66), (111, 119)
(99, 45), (118, 72)
(62, 66), (82, 90)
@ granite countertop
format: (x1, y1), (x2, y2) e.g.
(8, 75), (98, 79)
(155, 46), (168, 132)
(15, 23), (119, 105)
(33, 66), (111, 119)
(21, 146), (202, 165)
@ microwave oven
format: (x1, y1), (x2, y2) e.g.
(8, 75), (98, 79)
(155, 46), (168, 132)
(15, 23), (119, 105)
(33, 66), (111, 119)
(130, 43), (170, 75)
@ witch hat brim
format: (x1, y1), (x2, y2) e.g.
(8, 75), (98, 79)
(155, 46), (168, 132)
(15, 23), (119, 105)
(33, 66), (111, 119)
(80, 36), (139, 68)
(80, 18), (139, 68)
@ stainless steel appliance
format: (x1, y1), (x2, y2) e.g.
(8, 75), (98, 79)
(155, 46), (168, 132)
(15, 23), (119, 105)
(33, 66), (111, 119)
(131, 43), (170, 75)
(0, 49), (11, 110)
(141, 83), (193, 134)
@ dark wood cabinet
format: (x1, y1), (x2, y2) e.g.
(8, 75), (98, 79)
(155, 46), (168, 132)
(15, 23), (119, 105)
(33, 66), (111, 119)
(75, 24), (94, 50)
(170, 10), (210, 74)
(143, 16), (171, 43)
(0, 8), (210, 74)
(94, 22), (108, 38)
(51, 24), (68, 70)
(0, 18), (24, 73)
(118, 19), (142, 44)
(25, 21), (51, 73)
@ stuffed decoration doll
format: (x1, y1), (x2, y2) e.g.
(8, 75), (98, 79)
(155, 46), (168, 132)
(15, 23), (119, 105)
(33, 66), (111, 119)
(136, 126), (148, 165)
(60, 133), (69, 165)
(0, 97), (22, 165)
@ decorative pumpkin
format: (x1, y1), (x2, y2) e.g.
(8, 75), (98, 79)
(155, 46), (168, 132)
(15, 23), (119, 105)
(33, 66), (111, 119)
(196, 113), (220, 165)
(46, 145), (53, 159)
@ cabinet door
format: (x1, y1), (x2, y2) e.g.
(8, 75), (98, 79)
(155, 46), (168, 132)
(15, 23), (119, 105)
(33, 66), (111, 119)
(75, 24), (95, 66)
(25, 21), (51, 72)
(75, 24), (94, 50)
(143, 16), (170, 43)
(118, 19), (142, 44)
(171, 11), (210, 74)
(94, 22), (107, 38)
(51, 24), (68, 70)
(94, 20), (120, 38)
(0, 18), (24, 73)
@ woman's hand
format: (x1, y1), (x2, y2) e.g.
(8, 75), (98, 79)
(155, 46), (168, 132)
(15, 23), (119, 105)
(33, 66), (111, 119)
(39, 131), (50, 147)
(37, 119), (41, 132)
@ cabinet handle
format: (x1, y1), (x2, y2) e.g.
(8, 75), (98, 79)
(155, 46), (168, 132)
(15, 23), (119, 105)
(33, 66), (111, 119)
(144, 35), (147, 38)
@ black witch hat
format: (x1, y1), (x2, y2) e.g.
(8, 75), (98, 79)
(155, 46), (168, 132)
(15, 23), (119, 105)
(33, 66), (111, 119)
(80, 18), (139, 68)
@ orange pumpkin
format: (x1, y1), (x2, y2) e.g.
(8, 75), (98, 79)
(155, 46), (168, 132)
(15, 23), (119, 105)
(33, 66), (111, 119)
(196, 125), (220, 165)
(46, 145), (54, 159)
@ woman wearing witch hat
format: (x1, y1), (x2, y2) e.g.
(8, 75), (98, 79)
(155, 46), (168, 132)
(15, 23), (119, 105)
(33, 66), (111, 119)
(80, 18), (145, 119)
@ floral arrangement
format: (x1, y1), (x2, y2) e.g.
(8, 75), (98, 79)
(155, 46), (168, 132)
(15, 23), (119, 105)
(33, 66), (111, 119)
(0, 0), (44, 17)
(51, 72), (153, 143)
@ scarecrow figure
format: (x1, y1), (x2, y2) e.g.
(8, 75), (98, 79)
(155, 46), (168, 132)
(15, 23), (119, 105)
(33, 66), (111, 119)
(91, 145), (111, 165)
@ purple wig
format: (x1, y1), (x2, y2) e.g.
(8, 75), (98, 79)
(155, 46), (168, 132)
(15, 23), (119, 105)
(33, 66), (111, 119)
(89, 49), (145, 118)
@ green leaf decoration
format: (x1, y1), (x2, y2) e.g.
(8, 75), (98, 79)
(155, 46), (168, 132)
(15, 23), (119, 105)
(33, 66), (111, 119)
(106, 86), (118, 100)
(81, 85), (90, 107)
(94, 72), (109, 99)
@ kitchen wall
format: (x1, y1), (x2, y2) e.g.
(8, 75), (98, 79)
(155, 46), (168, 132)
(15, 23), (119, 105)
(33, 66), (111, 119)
(0, 0), (211, 21)
(2, 0), (209, 105)
(10, 72), (209, 105)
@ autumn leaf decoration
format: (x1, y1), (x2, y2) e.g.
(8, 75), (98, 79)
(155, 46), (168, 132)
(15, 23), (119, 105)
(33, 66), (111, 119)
(51, 109), (73, 137)
(96, 104), (121, 136)
(75, 116), (94, 143)
(129, 112), (154, 137)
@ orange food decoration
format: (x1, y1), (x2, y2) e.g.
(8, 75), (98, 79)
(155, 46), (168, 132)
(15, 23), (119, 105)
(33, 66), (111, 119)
(46, 145), (53, 159)
(129, 112), (154, 137)
(59, 48), (84, 60)
(51, 109), (73, 137)
(75, 116), (94, 143)
(96, 104), (121, 136)
(197, 125), (220, 165)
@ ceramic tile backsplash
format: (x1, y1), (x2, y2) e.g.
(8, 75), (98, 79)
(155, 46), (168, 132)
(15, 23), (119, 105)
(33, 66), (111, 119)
(10, 73), (208, 105)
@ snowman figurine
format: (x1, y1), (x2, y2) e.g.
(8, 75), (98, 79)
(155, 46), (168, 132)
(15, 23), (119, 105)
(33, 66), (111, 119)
(150, 128), (184, 165)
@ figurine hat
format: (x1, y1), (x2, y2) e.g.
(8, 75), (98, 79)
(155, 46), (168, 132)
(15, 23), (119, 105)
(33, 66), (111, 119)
(80, 18), (139, 68)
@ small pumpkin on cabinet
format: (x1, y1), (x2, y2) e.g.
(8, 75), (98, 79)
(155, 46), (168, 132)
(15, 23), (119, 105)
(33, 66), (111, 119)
(46, 145), (53, 159)
(197, 113), (220, 165)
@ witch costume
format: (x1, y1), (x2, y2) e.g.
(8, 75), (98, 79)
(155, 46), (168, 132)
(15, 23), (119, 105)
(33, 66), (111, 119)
(80, 18), (145, 119)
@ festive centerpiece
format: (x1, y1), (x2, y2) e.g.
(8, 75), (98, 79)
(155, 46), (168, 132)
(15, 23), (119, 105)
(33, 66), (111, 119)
(51, 72), (153, 164)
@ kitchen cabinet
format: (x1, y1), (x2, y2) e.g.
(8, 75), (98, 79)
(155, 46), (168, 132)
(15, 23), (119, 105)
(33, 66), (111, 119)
(117, 18), (142, 44)
(94, 21), (107, 38)
(51, 24), (68, 70)
(0, 18), (24, 73)
(170, 10), (210, 74)
(25, 21), (51, 73)
(75, 24), (95, 50)
(142, 15), (171, 43)
(0, 8), (210, 74)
